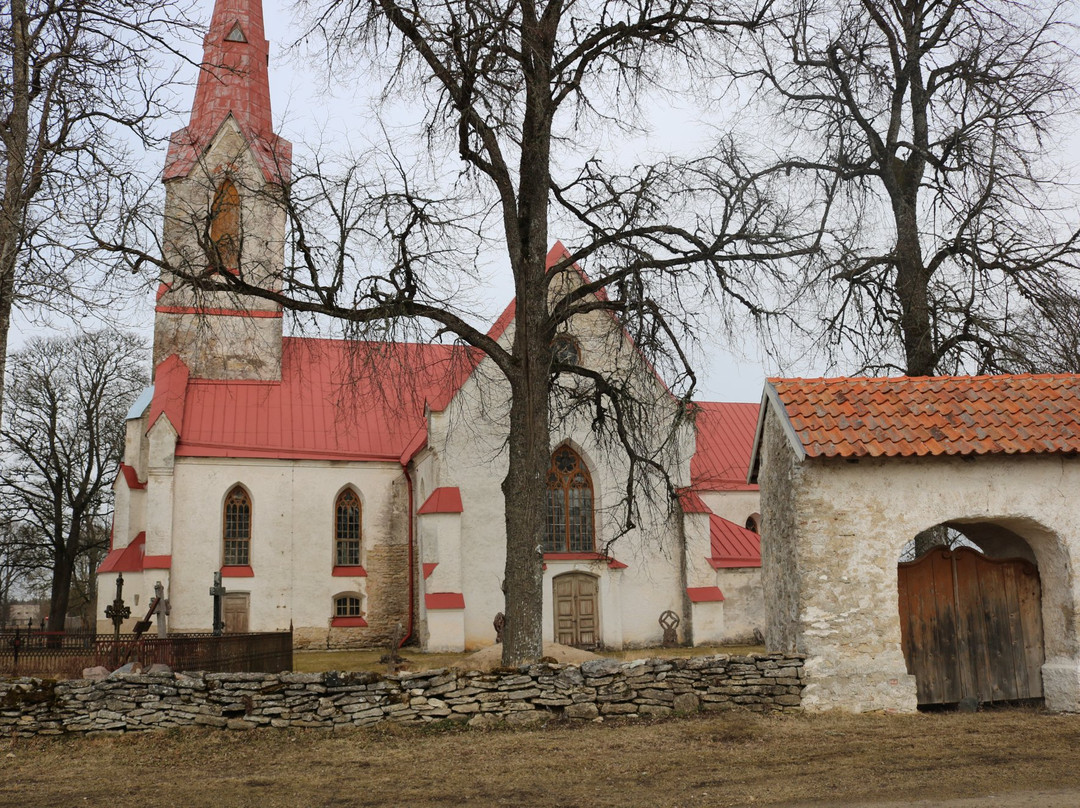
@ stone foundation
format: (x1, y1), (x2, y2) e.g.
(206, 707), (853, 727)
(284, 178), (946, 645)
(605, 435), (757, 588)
(0, 653), (803, 737)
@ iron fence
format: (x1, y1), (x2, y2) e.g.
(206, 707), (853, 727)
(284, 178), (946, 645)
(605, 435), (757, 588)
(0, 628), (293, 678)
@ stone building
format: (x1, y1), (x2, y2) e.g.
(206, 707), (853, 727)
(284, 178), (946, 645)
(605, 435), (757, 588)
(96, 0), (764, 652)
(751, 374), (1080, 712)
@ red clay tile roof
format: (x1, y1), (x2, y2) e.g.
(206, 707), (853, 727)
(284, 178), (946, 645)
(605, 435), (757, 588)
(158, 337), (477, 461)
(708, 515), (761, 568)
(767, 374), (1080, 459)
(691, 402), (760, 491)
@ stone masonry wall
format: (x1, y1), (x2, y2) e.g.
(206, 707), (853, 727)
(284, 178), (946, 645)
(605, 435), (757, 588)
(0, 653), (802, 737)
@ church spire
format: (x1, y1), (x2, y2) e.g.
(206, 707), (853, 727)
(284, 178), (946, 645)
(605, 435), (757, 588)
(163, 0), (290, 183)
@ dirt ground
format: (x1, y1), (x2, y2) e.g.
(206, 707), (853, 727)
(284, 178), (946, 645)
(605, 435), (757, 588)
(4, 707), (1080, 807)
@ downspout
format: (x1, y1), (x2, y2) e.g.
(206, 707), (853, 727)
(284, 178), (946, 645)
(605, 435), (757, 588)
(401, 464), (415, 648)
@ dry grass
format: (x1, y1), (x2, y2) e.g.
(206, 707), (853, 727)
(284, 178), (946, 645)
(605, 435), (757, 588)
(5, 708), (1080, 807)
(292, 644), (764, 673)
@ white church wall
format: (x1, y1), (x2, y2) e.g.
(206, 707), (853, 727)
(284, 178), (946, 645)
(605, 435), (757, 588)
(426, 301), (697, 651)
(698, 489), (760, 529)
(162, 457), (403, 640)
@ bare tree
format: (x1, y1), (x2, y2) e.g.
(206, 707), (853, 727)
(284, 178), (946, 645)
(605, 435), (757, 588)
(0, 330), (147, 633)
(0, 0), (196, 413)
(742, 0), (1080, 376)
(110, 0), (825, 664)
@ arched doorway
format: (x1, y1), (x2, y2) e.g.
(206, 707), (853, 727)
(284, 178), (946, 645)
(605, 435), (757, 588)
(553, 572), (599, 649)
(898, 521), (1044, 707)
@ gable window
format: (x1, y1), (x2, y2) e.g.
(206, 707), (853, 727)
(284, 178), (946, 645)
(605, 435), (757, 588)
(545, 445), (594, 553)
(551, 335), (580, 367)
(223, 486), (251, 566)
(209, 179), (240, 269)
(335, 489), (362, 566)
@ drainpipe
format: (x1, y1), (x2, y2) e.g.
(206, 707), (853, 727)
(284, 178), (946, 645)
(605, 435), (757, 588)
(401, 464), (416, 648)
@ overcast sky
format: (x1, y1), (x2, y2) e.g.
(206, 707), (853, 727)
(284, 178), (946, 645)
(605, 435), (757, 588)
(17, 0), (1080, 403)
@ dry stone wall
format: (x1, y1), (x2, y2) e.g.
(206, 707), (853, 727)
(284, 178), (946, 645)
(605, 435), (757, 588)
(0, 653), (802, 737)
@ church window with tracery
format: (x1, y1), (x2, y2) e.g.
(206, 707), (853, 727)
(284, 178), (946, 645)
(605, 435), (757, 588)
(223, 485), (251, 566)
(335, 489), (362, 566)
(545, 445), (594, 553)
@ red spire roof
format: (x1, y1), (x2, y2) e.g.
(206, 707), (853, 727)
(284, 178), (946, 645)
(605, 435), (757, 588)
(164, 0), (291, 182)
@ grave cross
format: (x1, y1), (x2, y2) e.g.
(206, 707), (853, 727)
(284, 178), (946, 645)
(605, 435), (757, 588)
(209, 571), (227, 636)
(104, 573), (131, 641)
(152, 580), (171, 638)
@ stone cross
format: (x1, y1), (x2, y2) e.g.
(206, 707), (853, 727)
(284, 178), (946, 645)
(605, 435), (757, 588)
(209, 571), (227, 636)
(152, 580), (170, 637)
(104, 573), (131, 641)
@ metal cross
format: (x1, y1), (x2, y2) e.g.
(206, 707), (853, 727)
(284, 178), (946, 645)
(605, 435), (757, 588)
(152, 580), (170, 638)
(104, 573), (131, 641)
(209, 571), (227, 636)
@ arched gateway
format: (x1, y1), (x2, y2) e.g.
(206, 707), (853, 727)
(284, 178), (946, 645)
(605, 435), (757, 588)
(750, 374), (1080, 712)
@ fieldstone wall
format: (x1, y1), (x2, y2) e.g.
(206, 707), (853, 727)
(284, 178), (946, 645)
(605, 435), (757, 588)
(0, 653), (802, 737)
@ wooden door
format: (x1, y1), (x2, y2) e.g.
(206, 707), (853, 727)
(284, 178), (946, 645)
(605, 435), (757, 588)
(222, 592), (250, 633)
(898, 546), (1043, 706)
(553, 573), (599, 649)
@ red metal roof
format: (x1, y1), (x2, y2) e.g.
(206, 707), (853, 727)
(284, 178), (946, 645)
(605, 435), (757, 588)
(686, 586), (725, 603)
(425, 592), (465, 610)
(159, 338), (477, 461)
(116, 464), (146, 491)
(418, 487), (464, 514)
(768, 374), (1080, 459)
(677, 488), (710, 513)
(98, 532), (146, 574)
(708, 515), (761, 568)
(692, 402), (760, 491)
(149, 354), (189, 434)
(163, 0), (291, 183)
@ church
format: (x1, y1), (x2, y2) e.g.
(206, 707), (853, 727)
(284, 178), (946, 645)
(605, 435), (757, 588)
(96, 0), (764, 652)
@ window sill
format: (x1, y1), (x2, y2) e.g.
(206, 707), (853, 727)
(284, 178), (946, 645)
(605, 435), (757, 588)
(330, 616), (368, 627)
(543, 552), (627, 569)
(220, 565), (254, 577)
(332, 565), (368, 577)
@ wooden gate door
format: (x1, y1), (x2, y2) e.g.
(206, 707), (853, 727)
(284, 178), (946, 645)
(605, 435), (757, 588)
(898, 547), (1043, 706)
(553, 573), (599, 648)
(222, 592), (250, 633)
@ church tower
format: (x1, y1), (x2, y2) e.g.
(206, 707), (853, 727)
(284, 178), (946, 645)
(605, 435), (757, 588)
(154, 0), (291, 380)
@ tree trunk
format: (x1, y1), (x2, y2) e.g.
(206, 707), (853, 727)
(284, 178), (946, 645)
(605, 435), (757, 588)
(500, 368), (550, 666)
(893, 200), (935, 376)
(48, 546), (75, 633)
(0, 0), (31, 415)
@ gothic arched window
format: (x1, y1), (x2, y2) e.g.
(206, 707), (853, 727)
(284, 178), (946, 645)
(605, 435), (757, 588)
(551, 335), (580, 367)
(335, 489), (362, 566)
(545, 445), (594, 553)
(209, 179), (240, 269)
(223, 485), (251, 566)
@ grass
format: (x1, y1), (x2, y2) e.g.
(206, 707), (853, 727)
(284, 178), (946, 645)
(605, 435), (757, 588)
(5, 707), (1080, 806)
(291, 644), (765, 673)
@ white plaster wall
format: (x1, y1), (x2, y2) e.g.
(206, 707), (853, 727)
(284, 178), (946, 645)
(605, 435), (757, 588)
(698, 490), (760, 528)
(427, 301), (695, 651)
(765, 418), (1080, 712)
(162, 457), (402, 634)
